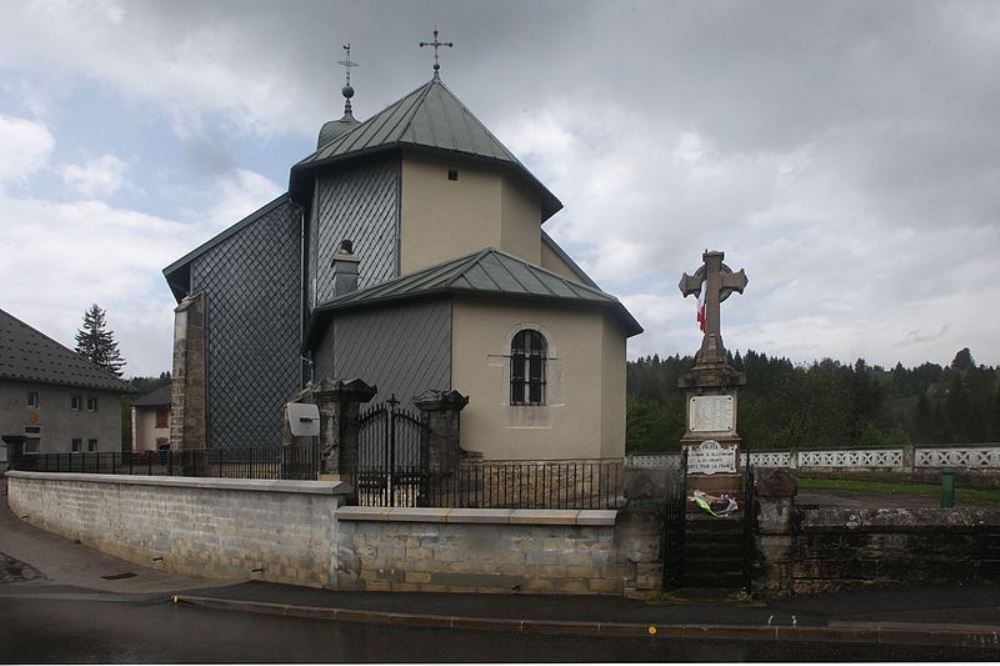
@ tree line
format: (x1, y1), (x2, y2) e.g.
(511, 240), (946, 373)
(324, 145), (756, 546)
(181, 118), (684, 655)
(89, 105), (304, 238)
(626, 347), (1000, 453)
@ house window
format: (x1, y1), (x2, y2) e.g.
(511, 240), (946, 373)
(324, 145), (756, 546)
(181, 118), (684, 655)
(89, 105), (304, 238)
(510, 329), (547, 406)
(71, 395), (82, 410)
(447, 169), (459, 181)
(155, 408), (170, 429)
(87, 439), (97, 452)
(71, 438), (82, 452)
(25, 439), (40, 454)
(87, 397), (98, 412)
(27, 391), (39, 408)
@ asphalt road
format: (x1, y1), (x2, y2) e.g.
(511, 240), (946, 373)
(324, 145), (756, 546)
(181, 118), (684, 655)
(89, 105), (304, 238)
(2, 596), (994, 663)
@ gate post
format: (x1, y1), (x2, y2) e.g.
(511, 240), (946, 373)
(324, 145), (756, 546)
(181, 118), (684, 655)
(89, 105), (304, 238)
(312, 378), (377, 487)
(617, 464), (680, 599)
(413, 389), (470, 473)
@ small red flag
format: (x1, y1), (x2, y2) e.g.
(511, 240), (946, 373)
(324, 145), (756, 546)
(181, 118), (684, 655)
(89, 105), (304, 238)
(696, 282), (706, 332)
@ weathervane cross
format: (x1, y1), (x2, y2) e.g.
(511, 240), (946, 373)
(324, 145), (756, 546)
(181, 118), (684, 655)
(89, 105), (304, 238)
(337, 43), (358, 87)
(419, 27), (453, 79)
(679, 250), (748, 367)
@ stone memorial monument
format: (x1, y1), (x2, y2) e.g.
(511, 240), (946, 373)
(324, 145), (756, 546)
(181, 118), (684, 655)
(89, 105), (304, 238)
(678, 250), (748, 507)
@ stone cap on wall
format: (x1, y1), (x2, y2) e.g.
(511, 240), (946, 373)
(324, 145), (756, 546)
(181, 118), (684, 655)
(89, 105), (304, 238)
(5, 471), (352, 496)
(336, 506), (617, 526)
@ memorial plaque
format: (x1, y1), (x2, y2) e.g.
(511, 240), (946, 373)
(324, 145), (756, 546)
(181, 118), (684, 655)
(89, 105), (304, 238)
(689, 394), (734, 432)
(687, 440), (737, 475)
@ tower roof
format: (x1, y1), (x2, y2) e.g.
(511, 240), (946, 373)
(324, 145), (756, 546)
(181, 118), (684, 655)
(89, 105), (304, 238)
(291, 78), (563, 221)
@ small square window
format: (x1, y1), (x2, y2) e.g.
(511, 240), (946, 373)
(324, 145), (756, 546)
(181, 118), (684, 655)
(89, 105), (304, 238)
(447, 169), (458, 181)
(87, 397), (98, 412)
(27, 391), (39, 408)
(155, 408), (170, 429)
(71, 438), (82, 453)
(71, 395), (82, 411)
(87, 439), (97, 452)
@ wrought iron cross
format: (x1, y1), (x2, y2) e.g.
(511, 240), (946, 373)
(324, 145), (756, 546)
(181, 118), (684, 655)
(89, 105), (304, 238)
(419, 28), (453, 79)
(679, 250), (748, 366)
(337, 43), (358, 87)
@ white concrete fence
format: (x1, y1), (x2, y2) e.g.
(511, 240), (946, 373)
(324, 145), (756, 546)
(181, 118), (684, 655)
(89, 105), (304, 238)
(627, 445), (1000, 472)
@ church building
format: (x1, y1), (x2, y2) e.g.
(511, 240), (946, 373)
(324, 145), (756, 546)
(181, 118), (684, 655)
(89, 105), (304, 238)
(163, 52), (641, 461)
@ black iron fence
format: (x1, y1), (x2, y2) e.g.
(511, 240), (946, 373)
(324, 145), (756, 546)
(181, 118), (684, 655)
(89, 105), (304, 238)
(348, 458), (625, 509)
(10, 443), (321, 481)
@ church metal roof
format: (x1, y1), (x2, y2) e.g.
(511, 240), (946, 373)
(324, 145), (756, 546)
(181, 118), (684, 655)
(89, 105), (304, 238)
(292, 78), (563, 221)
(306, 248), (643, 345)
(0, 308), (131, 393)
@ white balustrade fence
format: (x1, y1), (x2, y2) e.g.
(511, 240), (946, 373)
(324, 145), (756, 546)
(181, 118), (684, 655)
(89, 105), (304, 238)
(625, 453), (682, 469)
(915, 447), (1000, 469)
(742, 445), (1000, 470)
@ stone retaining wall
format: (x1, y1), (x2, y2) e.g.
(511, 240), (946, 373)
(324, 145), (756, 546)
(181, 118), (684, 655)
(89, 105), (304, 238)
(6, 472), (625, 596)
(338, 507), (622, 594)
(6, 471), (349, 588)
(790, 507), (1000, 595)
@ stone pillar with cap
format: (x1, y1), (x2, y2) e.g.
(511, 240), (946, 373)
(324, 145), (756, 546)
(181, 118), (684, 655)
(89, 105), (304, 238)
(310, 378), (377, 486)
(412, 389), (470, 473)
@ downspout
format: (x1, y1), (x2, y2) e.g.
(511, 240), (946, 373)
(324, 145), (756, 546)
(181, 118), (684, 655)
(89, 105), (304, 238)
(292, 200), (313, 388)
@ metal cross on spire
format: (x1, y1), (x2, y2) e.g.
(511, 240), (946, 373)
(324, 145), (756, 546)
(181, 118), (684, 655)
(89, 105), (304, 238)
(679, 250), (748, 369)
(419, 27), (453, 79)
(336, 43), (359, 116)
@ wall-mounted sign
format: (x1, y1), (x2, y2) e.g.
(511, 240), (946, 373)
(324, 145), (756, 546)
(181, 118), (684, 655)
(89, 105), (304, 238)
(687, 440), (737, 475)
(689, 394), (734, 432)
(286, 403), (320, 437)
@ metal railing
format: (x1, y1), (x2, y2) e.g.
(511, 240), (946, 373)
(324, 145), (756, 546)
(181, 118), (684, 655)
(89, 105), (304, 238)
(348, 458), (625, 509)
(10, 443), (321, 481)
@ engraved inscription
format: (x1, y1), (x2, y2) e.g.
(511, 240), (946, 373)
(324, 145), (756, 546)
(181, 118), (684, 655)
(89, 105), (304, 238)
(687, 440), (737, 475)
(689, 395), (734, 432)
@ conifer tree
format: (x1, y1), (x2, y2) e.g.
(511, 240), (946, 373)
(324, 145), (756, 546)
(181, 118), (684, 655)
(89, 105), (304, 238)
(74, 304), (126, 377)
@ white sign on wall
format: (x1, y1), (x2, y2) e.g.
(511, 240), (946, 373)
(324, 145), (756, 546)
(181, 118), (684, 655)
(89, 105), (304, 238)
(687, 440), (737, 475)
(689, 394), (735, 432)
(286, 403), (321, 437)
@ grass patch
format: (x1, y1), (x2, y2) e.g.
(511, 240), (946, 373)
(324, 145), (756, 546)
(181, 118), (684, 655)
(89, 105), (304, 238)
(798, 477), (1000, 505)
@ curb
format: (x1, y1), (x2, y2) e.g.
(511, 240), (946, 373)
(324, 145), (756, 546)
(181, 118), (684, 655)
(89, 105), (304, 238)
(172, 594), (1000, 650)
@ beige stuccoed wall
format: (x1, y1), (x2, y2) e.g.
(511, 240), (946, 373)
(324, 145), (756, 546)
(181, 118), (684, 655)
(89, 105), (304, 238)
(540, 241), (585, 284)
(451, 299), (627, 460)
(133, 407), (170, 452)
(499, 173), (541, 263)
(400, 153), (542, 274)
(601, 316), (627, 458)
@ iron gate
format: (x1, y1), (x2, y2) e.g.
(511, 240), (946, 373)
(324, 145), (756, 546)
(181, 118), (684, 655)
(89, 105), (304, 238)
(662, 453), (687, 590)
(355, 395), (427, 506)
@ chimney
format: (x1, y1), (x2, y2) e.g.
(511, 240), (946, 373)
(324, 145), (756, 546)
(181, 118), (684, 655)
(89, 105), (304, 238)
(331, 239), (359, 297)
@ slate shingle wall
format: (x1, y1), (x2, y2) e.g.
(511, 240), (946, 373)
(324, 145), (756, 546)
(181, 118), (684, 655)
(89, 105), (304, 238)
(190, 200), (302, 448)
(312, 298), (451, 408)
(310, 159), (399, 308)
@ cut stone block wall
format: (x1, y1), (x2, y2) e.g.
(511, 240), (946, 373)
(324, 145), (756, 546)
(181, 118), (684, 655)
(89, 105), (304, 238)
(790, 507), (1000, 595)
(6, 472), (349, 588)
(6, 472), (624, 596)
(337, 507), (623, 595)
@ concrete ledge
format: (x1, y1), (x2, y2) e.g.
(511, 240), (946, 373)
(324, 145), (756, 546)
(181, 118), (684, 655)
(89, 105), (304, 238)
(5, 470), (351, 496)
(335, 506), (617, 526)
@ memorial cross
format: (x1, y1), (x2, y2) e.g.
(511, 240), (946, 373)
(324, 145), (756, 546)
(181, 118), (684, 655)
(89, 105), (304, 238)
(419, 27), (453, 79)
(679, 251), (748, 367)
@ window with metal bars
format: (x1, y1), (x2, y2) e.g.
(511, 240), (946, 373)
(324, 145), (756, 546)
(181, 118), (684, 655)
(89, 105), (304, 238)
(510, 329), (547, 406)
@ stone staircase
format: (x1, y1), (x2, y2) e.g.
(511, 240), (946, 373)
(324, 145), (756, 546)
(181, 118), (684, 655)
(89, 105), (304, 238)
(681, 516), (747, 589)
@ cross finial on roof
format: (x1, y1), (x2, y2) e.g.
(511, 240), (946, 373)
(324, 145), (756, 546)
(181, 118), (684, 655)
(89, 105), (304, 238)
(337, 43), (359, 116)
(419, 27), (453, 80)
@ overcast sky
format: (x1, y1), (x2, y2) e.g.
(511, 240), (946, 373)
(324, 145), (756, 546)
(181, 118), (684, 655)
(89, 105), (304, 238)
(1, 0), (998, 376)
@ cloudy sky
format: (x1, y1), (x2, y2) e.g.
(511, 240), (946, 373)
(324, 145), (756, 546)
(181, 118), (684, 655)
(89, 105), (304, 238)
(1, 0), (998, 376)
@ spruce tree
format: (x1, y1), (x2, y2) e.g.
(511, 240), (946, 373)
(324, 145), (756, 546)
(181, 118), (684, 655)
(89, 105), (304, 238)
(74, 304), (126, 377)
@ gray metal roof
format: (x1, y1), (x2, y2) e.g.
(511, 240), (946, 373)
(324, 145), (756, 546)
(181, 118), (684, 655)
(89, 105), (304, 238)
(292, 78), (563, 221)
(307, 248), (643, 344)
(0, 308), (131, 393)
(132, 383), (172, 407)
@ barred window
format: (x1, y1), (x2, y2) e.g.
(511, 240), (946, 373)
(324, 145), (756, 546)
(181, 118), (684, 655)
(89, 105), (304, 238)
(510, 329), (547, 406)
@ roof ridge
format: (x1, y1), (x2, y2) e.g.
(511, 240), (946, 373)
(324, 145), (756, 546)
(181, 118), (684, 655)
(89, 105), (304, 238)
(433, 79), (518, 163)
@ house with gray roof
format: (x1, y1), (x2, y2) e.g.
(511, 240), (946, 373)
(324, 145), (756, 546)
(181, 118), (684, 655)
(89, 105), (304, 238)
(163, 68), (642, 460)
(1, 308), (130, 456)
(131, 384), (172, 453)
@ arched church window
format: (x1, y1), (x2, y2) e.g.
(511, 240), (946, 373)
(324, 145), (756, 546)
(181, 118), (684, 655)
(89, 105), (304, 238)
(510, 329), (547, 406)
